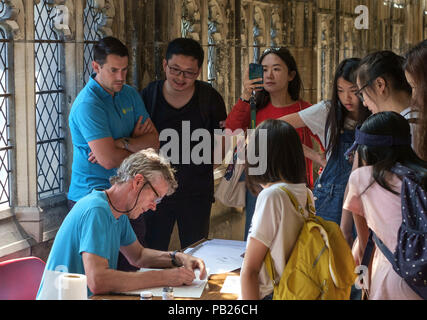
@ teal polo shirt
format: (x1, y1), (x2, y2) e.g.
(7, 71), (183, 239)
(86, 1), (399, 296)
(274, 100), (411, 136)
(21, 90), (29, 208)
(36, 190), (137, 299)
(68, 74), (150, 202)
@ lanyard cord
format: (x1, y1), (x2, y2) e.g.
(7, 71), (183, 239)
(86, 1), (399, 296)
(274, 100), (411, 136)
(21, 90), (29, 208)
(104, 184), (145, 214)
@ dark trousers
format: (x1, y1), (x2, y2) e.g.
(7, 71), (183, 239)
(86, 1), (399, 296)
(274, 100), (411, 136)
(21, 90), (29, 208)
(144, 195), (213, 250)
(117, 195), (213, 271)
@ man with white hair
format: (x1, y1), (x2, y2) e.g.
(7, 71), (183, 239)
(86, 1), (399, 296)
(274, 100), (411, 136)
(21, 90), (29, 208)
(37, 149), (206, 299)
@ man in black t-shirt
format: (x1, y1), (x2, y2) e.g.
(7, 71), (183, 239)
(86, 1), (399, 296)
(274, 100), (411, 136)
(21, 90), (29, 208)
(117, 38), (227, 271)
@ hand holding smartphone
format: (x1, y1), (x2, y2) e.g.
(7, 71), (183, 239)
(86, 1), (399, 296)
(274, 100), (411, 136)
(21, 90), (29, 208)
(249, 63), (264, 89)
(248, 63), (263, 128)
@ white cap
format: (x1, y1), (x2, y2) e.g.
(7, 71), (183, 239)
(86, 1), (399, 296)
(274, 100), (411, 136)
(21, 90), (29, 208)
(140, 291), (153, 299)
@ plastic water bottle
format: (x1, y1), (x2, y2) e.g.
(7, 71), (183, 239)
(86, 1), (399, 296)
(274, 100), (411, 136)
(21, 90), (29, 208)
(162, 287), (174, 300)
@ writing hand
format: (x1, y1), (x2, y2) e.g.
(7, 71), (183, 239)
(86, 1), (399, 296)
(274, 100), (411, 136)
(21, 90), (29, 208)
(163, 267), (196, 287)
(177, 253), (207, 281)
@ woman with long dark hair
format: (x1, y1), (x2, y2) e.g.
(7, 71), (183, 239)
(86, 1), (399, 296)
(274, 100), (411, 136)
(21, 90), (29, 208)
(278, 58), (370, 242)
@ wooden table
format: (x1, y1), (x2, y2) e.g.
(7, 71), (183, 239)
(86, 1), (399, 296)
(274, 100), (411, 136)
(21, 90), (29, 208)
(91, 270), (240, 300)
(92, 239), (242, 300)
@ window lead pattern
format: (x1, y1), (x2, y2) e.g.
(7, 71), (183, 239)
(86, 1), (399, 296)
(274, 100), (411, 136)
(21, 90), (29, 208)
(34, 0), (65, 199)
(0, 26), (12, 209)
(83, 0), (103, 84)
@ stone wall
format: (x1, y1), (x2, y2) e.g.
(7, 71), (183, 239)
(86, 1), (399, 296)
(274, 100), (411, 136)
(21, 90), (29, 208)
(126, 0), (426, 107)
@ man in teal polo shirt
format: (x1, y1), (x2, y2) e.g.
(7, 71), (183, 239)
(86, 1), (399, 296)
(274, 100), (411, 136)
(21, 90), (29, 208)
(37, 149), (206, 299)
(68, 37), (159, 209)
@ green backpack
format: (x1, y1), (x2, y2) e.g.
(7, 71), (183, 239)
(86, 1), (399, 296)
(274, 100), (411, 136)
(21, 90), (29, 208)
(264, 186), (356, 300)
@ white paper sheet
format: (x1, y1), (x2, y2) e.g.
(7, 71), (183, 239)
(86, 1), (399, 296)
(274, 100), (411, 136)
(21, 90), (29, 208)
(119, 269), (207, 298)
(220, 275), (241, 295)
(184, 239), (246, 275)
(119, 239), (246, 297)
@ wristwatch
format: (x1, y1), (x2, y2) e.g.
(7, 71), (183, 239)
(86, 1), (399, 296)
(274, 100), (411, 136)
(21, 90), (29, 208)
(121, 138), (130, 152)
(169, 250), (182, 267)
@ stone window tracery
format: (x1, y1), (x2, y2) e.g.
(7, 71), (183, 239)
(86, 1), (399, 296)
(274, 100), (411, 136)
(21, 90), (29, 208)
(0, 22), (12, 210)
(34, 0), (65, 199)
(83, 0), (103, 84)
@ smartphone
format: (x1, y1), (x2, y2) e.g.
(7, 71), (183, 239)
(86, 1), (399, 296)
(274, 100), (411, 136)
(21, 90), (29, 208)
(249, 63), (263, 88)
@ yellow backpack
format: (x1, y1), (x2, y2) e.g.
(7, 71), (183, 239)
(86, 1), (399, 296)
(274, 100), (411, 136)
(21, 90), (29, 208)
(264, 186), (356, 300)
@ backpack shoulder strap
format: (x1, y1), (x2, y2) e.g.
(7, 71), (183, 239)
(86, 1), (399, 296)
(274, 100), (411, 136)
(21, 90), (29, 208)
(142, 80), (162, 119)
(265, 250), (278, 287)
(265, 186), (316, 290)
(279, 186), (315, 217)
(196, 81), (213, 129)
(372, 231), (395, 264)
(151, 81), (159, 116)
(362, 230), (394, 265)
(390, 163), (421, 183)
(264, 186), (304, 288)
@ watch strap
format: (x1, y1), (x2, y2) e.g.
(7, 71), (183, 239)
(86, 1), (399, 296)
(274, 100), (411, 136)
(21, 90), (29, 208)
(122, 138), (130, 152)
(169, 250), (182, 267)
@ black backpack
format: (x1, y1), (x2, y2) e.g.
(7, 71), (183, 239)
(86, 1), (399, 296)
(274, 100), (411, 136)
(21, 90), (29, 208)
(362, 163), (427, 299)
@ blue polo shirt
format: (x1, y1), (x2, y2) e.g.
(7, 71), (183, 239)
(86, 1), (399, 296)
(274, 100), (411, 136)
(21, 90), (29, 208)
(68, 74), (150, 201)
(36, 190), (137, 299)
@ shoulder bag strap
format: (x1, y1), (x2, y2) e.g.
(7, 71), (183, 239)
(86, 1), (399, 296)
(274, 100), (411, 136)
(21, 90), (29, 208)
(298, 101), (312, 185)
(371, 231), (395, 266)
(249, 95), (257, 129)
(361, 229), (394, 269)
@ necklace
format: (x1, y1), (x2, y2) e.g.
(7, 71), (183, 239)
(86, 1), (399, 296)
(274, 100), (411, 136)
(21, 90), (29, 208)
(105, 186), (144, 214)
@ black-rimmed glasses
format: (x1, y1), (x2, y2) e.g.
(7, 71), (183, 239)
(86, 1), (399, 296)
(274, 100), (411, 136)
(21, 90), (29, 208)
(144, 180), (163, 204)
(355, 83), (370, 102)
(167, 64), (198, 79)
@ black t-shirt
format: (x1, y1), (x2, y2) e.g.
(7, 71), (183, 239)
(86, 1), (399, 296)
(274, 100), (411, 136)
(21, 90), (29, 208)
(141, 80), (227, 200)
